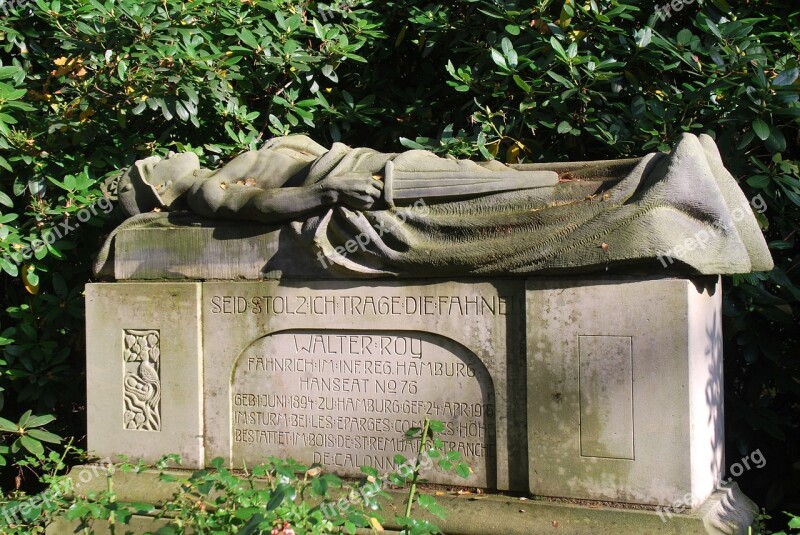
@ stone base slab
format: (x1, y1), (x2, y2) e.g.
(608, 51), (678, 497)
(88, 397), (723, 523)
(46, 466), (756, 535)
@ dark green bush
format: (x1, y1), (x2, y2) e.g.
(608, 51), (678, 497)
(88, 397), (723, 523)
(0, 0), (797, 526)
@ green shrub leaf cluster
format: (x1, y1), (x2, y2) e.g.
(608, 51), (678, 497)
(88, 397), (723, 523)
(0, 0), (797, 526)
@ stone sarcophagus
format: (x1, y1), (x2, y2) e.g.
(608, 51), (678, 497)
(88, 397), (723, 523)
(85, 134), (769, 533)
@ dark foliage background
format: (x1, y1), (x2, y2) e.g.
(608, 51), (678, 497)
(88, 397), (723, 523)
(0, 0), (797, 527)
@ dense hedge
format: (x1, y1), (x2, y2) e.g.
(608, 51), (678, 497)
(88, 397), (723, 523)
(0, 0), (797, 526)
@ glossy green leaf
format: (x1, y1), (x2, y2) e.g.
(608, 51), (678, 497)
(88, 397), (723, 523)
(752, 119), (770, 140)
(513, 75), (531, 92)
(428, 420), (445, 433)
(765, 126), (787, 152)
(19, 435), (44, 456)
(490, 48), (506, 69)
(26, 429), (62, 444)
(456, 463), (471, 479)
(0, 417), (17, 433)
(0, 257), (18, 277)
(773, 68), (799, 87)
(266, 485), (287, 511)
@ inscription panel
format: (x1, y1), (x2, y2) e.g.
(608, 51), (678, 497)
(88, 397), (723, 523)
(231, 330), (496, 486)
(210, 294), (519, 317)
(203, 279), (526, 491)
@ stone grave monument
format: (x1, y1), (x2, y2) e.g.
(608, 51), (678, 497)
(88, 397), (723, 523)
(79, 133), (770, 534)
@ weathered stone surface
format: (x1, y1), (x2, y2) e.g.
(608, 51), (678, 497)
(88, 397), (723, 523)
(86, 283), (204, 468)
(202, 279), (526, 490)
(698, 483), (759, 535)
(577, 334), (635, 460)
(110, 220), (324, 280)
(95, 134), (773, 279)
(526, 276), (723, 506)
(230, 331), (493, 477)
(84, 275), (733, 506)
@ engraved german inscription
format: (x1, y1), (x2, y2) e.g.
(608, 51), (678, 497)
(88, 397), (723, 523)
(211, 294), (517, 317)
(230, 330), (495, 486)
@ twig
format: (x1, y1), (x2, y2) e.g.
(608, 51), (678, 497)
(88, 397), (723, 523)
(404, 418), (430, 518)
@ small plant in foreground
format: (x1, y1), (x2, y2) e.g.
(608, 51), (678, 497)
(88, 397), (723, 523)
(151, 418), (470, 534)
(768, 512), (800, 535)
(0, 410), (62, 467)
(154, 456), (353, 534)
(750, 510), (800, 535)
(319, 417), (472, 534)
(21, 418), (471, 534)
(0, 441), (84, 534)
(390, 418), (472, 534)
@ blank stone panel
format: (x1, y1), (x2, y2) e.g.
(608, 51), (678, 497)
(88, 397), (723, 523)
(578, 335), (634, 460)
(527, 277), (724, 506)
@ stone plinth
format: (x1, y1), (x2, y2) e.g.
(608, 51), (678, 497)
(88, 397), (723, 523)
(108, 223), (327, 280)
(86, 275), (726, 509)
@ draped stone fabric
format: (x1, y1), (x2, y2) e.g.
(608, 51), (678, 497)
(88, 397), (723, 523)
(99, 133), (772, 277)
(292, 133), (772, 276)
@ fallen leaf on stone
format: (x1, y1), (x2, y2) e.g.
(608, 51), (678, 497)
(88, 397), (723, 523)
(305, 467), (321, 478)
